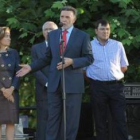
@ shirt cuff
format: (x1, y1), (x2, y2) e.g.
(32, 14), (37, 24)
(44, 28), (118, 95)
(45, 83), (48, 87)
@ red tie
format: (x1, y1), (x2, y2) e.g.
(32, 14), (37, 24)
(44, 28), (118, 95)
(60, 30), (67, 55)
(63, 30), (67, 47)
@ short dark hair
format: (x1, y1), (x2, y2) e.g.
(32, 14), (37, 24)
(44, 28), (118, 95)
(61, 6), (77, 17)
(0, 27), (10, 40)
(95, 19), (109, 29)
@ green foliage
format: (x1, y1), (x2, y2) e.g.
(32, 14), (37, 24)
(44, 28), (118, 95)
(52, 0), (67, 9)
(1, 0), (140, 128)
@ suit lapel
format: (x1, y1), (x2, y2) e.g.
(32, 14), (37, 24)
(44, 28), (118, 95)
(56, 29), (61, 55)
(64, 28), (77, 55)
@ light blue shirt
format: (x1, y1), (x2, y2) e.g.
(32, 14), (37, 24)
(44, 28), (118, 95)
(86, 37), (129, 81)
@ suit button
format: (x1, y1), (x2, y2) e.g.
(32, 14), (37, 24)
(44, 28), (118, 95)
(1, 64), (4, 67)
(8, 64), (11, 67)
(5, 54), (8, 57)
(2, 77), (5, 80)
(9, 77), (12, 80)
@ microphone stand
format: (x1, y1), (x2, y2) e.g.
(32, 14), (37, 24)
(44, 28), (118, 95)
(60, 27), (66, 140)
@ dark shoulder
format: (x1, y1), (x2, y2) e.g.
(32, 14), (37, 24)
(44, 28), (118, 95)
(48, 29), (60, 37)
(32, 42), (45, 49)
(7, 48), (19, 54)
(74, 28), (89, 36)
(7, 48), (19, 59)
(50, 29), (59, 34)
(48, 29), (60, 40)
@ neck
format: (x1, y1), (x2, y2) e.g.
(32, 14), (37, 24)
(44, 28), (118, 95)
(62, 25), (73, 30)
(0, 46), (7, 52)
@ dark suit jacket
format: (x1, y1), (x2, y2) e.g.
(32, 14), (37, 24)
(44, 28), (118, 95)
(31, 42), (49, 100)
(0, 48), (20, 90)
(30, 28), (93, 93)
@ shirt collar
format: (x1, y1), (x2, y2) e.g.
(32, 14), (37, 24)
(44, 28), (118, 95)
(62, 26), (74, 34)
(94, 37), (110, 46)
(45, 41), (48, 47)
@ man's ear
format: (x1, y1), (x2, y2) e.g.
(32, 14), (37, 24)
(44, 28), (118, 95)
(95, 29), (97, 34)
(73, 16), (77, 23)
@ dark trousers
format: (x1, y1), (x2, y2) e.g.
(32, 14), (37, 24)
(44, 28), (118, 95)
(36, 99), (48, 140)
(46, 87), (82, 140)
(90, 79), (128, 140)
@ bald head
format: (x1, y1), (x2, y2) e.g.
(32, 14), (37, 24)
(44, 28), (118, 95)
(42, 21), (58, 40)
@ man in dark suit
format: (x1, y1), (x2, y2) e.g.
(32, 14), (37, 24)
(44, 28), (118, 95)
(31, 21), (58, 140)
(16, 6), (93, 140)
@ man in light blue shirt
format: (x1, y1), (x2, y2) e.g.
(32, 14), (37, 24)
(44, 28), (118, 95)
(86, 19), (129, 140)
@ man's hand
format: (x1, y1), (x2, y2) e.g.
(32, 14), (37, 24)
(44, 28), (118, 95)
(121, 67), (127, 73)
(16, 64), (31, 77)
(57, 57), (73, 70)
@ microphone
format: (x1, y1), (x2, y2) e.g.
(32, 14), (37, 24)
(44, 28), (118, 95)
(59, 22), (64, 57)
(59, 22), (64, 28)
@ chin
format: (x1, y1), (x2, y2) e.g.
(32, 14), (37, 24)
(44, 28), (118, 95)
(104, 37), (109, 40)
(63, 25), (71, 30)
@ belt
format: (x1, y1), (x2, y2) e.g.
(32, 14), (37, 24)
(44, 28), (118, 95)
(91, 79), (124, 84)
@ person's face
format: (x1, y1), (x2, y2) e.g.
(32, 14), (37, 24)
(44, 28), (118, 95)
(95, 23), (110, 41)
(0, 31), (11, 47)
(60, 10), (76, 29)
(43, 23), (57, 40)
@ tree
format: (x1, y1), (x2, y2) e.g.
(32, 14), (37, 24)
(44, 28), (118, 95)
(1, 0), (140, 127)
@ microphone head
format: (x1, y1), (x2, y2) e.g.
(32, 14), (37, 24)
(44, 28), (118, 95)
(59, 22), (64, 28)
